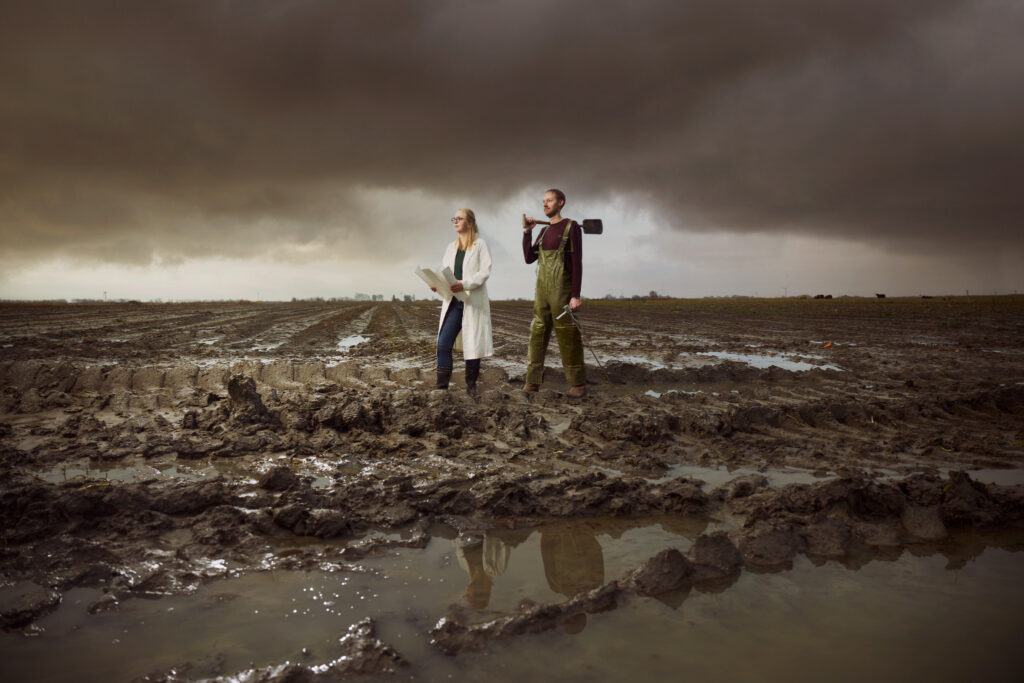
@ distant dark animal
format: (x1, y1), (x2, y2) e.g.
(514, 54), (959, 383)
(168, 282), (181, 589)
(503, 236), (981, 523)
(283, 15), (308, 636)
(875, 293), (886, 298)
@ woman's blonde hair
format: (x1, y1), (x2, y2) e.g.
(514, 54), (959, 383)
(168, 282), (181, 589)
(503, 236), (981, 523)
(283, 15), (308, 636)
(455, 208), (479, 250)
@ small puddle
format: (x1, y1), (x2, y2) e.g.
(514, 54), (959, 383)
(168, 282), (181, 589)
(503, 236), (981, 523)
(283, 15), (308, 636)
(32, 460), (169, 484)
(336, 335), (369, 352)
(651, 463), (832, 488)
(697, 350), (840, 372)
(644, 386), (739, 398)
(31, 454), (347, 489)
(250, 341), (285, 351)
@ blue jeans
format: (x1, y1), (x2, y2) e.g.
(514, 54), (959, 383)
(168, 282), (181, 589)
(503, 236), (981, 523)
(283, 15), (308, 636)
(437, 299), (481, 371)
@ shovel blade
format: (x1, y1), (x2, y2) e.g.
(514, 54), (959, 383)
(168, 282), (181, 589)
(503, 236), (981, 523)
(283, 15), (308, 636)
(582, 219), (603, 234)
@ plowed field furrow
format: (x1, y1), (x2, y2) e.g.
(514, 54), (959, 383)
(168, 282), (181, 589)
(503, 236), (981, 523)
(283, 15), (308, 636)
(275, 303), (377, 354)
(395, 301), (442, 332)
(361, 303), (412, 350)
(218, 306), (342, 348)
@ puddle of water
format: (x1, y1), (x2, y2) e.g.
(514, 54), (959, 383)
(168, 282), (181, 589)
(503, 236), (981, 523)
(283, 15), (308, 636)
(193, 356), (281, 368)
(336, 334), (369, 352)
(32, 457), (274, 486)
(0, 522), (1022, 682)
(33, 460), (165, 484)
(600, 381), (736, 399)
(697, 350), (841, 372)
(592, 350), (840, 373)
(0, 573), (380, 682)
(643, 387), (740, 398)
(286, 454), (339, 488)
(653, 463), (831, 488)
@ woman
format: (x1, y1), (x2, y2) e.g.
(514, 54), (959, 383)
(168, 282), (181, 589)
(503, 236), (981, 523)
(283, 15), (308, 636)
(430, 208), (493, 394)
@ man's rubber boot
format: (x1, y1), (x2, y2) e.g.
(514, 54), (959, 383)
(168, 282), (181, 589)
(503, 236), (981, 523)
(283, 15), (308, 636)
(568, 384), (586, 398)
(435, 367), (452, 390)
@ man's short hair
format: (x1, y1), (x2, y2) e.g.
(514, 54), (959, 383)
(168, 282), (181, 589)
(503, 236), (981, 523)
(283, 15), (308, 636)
(546, 188), (566, 206)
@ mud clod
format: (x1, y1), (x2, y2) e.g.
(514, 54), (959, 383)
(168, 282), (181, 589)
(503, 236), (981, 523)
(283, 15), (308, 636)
(739, 521), (801, 569)
(713, 474), (769, 501)
(334, 618), (409, 675)
(687, 531), (743, 583)
(153, 618), (407, 682)
(259, 465), (300, 491)
(628, 548), (694, 596)
(0, 584), (61, 629)
(227, 375), (276, 427)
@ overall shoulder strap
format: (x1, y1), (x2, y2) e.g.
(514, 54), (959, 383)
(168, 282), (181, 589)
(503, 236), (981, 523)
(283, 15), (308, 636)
(559, 220), (574, 252)
(533, 225), (549, 249)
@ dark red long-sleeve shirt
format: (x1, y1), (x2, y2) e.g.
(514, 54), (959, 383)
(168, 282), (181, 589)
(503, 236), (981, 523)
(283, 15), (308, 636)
(523, 219), (583, 299)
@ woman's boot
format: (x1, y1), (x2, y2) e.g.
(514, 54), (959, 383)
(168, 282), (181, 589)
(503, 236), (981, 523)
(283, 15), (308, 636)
(435, 366), (452, 389)
(465, 363), (480, 396)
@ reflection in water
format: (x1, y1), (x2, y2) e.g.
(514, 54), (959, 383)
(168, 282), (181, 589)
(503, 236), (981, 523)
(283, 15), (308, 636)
(540, 526), (604, 633)
(2, 525), (1021, 683)
(540, 526), (605, 599)
(452, 517), (708, 619)
(454, 521), (621, 633)
(455, 535), (511, 609)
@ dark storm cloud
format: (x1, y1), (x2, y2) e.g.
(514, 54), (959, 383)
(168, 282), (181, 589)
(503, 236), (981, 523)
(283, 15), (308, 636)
(1, 0), (1022, 265)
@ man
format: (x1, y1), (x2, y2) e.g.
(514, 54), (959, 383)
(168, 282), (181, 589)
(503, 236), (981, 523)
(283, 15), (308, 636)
(522, 188), (586, 397)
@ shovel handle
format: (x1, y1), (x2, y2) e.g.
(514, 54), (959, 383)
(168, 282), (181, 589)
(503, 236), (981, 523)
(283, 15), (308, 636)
(522, 213), (552, 229)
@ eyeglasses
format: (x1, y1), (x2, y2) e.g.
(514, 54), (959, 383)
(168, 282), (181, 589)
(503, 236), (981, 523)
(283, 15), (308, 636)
(451, 217), (466, 223)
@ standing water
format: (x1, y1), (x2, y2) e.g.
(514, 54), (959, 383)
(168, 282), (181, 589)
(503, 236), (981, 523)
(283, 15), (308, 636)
(1, 520), (1021, 681)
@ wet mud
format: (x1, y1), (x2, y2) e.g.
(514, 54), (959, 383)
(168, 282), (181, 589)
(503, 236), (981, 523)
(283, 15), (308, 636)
(1, 297), (1023, 679)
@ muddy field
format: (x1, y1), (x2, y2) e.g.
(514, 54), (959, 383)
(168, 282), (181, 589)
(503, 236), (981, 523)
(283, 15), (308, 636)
(2, 296), (1023, 681)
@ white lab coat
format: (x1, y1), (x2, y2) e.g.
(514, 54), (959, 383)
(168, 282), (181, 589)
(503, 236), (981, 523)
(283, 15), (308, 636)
(438, 237), (494, 360)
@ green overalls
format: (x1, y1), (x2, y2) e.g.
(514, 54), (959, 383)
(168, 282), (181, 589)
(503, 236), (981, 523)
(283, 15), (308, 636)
(526, 221), (586, 386)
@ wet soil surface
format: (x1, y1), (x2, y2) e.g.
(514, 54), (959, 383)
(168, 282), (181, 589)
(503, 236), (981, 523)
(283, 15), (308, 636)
(1, 297), (1023, 680)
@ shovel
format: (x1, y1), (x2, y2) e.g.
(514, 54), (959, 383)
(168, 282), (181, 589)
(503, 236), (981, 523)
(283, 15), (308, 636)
(523, 214), (603, 234)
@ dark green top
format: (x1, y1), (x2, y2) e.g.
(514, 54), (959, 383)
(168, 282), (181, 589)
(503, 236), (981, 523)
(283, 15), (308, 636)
(455, 249), (466, 280)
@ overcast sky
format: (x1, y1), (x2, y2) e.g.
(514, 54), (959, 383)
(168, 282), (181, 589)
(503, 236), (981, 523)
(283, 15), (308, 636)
(2, 0), (1022, 300)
